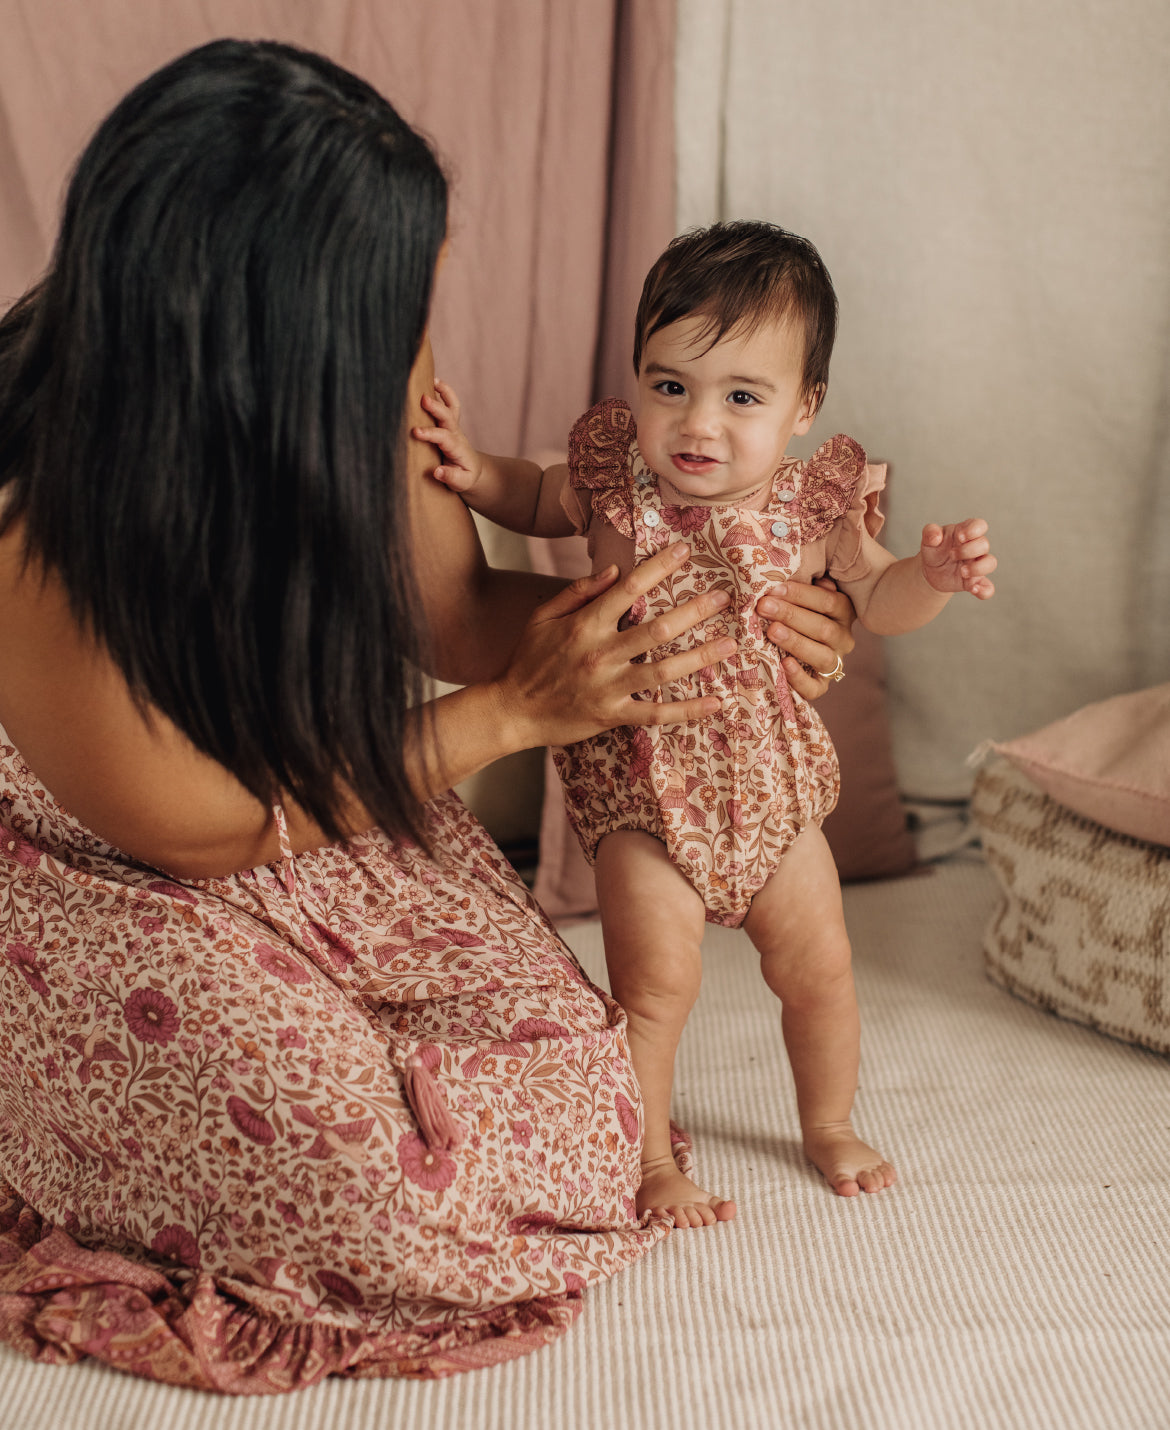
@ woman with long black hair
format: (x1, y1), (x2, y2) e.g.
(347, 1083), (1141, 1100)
(0, 39), (856, 1389)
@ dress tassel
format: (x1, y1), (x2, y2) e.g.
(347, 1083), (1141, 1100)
(403, 1053), (463, 1151)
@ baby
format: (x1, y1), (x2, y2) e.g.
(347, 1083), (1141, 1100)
(415, 221), (996, 1227)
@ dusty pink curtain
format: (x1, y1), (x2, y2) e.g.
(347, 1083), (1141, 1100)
(0, 0), (675, 455)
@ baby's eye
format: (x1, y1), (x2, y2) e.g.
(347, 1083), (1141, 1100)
(728, 390), (759, 407)
(653, 380), (686, 397)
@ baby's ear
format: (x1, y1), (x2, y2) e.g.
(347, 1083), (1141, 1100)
(794, 383), (825, 434)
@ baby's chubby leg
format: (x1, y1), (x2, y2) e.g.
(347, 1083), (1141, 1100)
(743, 824), (896, 1197)
(594, 830), (736, 1229)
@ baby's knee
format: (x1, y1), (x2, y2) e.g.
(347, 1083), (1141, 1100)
(762, 932), (853, 1008)
(611, 960), (702, 1021)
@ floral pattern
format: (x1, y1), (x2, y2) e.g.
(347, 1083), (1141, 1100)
(554, 400), (885, 927)
(0, 719), (686, 1391)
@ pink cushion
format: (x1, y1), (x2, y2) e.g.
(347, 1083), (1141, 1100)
(990, 684), (1170, 847)
(817, 622), (918, 882)
(526, 530), (916, 921)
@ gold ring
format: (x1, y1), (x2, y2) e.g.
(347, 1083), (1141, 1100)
(816, 654), (846, 682)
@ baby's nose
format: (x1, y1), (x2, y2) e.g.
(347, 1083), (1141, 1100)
(679, 401), (721, 438)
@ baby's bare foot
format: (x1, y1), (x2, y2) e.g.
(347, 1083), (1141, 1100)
(637, 1155), (737, 1228)
(803, 1121), (897, 1197)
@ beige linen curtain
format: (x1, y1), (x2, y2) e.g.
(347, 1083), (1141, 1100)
(677, 0), (1170, 798)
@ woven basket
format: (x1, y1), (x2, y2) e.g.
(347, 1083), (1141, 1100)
(971, 758), (1170, 1057)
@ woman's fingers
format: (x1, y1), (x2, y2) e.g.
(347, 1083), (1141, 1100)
(763, 619), (842, 674)
(781, 657), (832, 702)
(643, 634), (737, 689)
(617, 586), (733, 661)
(533, 566), (621, 621)
(758, 579), (856, 641)
(627, 694), (723, 726)
(758, 578), (855, 660)
(588, 541), (693, 626)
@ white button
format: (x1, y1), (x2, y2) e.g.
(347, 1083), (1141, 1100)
(776, 488), (796, 503)
(635, 472), (652, 487)
(770, 520), (790, 537)
(643, 510), (660, 528)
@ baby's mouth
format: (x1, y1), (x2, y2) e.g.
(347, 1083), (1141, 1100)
(671, 452), (719, 474)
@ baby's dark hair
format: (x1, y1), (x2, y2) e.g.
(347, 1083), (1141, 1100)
(633, 220), (838, 412)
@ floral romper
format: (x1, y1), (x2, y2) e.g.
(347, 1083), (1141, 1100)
(0, 717), (683, 1391)
(554, 399), (887, 928)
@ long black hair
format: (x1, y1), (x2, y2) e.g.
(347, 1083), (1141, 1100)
(0, 39), (448, 846)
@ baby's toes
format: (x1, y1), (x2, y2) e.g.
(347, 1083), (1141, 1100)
(859, 1161), (897, 1193)
(831, 1173), (862, 1198)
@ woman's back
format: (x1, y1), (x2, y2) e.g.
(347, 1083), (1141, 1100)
(0, 517), (288, 877)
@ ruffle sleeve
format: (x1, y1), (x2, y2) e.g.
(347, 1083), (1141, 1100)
(565, 398), (637, 540)
(794, 433), (886, 583)
(826, 459), (888, 584)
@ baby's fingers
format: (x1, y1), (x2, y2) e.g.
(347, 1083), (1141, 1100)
(432, 378), (461, 421)
(961, 553), (997, 597)
(411, 422), (459, 452)
(954, 517), (988, 543)
(418, 392), (453, 428)
(961, 552), (997, 577)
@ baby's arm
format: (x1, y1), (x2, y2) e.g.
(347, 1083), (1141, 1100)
(839, 520), (997, 636)
(411, 379), (576, 538)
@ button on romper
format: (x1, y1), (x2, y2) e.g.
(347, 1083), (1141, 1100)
(553, 399), (887, 929)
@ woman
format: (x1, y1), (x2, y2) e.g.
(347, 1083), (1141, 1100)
(0, 41), (856, 1389)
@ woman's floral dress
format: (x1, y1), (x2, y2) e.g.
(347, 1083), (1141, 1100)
(0, 719), (680, 1391)
(554, 399), (887, 927)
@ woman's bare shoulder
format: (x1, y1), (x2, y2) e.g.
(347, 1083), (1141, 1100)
(0, 524), (289, 878)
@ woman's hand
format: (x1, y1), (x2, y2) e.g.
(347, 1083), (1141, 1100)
(492, 541), (736, 750)
(756, 578), (857, 700)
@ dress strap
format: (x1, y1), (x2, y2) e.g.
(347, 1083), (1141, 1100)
(272, 803), (298, 898)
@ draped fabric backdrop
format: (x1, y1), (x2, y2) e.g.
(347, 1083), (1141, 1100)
(0, 0), (671, 454)
(0, 0), (675, 843)
(677, 0), (1170, 798)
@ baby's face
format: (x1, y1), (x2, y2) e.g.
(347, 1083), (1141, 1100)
(635, 315), (817, 504)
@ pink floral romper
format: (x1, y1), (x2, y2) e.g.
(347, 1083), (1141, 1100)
(0, 716), (684, 1391)
(554, 399), (887, 928)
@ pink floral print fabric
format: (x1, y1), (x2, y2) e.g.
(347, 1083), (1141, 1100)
(554, 400), (884, 927)
(0, 719), (679, 1390)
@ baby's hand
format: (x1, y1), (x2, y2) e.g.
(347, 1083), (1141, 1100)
(919, 518), (997, 598)
(411, 379), (483, 493)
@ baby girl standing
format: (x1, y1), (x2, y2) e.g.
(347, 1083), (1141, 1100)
(416, 221), (997, 1228)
